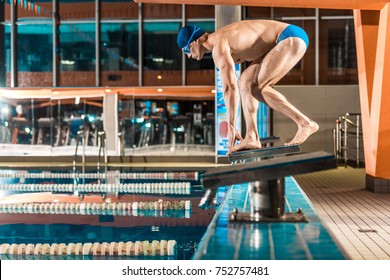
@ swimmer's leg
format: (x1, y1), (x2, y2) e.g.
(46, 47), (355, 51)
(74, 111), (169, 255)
(256, 38), (318, 146)
(231, 61), (263, 153)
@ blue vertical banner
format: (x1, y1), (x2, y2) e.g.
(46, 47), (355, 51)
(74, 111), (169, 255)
(257, 102), (269, 138)
(215, 64), (241, 156)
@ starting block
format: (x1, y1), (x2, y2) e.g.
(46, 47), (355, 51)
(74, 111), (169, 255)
(259, 136), (280, 146)
(228, 144), (301, 163)
(200, 151), (337, 223)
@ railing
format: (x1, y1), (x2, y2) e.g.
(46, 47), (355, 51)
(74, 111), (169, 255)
(117, 132), (124, 160)
(97, 131), (108, 194)
(73, 129), (86, 172)
(97, 131), (107, 167)
(73, 128), (87, 199)
(333, 113), (363, 167)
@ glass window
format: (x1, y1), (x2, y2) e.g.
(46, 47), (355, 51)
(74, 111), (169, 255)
(60, 0), (95, 21)
(242, 8), (316, 85)
(7, 98), (51, 147)
(0, 98), (13, 145)
(2, 0), (10, 22)
(17, 23), (53, 87)
(320, 9), (353, 17)
(319, 10), (357, 85)
(245, 7), (272, 19)
(118, 94), (215, 154)
(0, 1), (10, 87)
(273, 8), (315, 18)
(101, 22), (139, 86)
(52, 97), (103, 149)
(185, 5), (214, 18)
(59, 23), (96, 86)
(118, 94), (141, 150)
(16, 0), (52, 20)
(143, 22), (182, 86)
(277, 19), (316, 85)
(33, 98), (54, 146)
(101, 0), (138, 20)
(0, 24), (10, 87)
(143, 3), (181, 19)
(185, 21), (215, 85)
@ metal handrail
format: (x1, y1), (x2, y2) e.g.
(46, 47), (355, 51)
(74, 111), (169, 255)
(73, 129), (86, 171)
(98, 130), (107, 166)
(340, 115), (358, 127)
(73, 128), (86, 200)
(118, 132), (124, 160)
(333, 113), (363, 167)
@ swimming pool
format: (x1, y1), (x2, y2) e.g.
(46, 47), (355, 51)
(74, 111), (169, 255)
(0, 169), (215, 260)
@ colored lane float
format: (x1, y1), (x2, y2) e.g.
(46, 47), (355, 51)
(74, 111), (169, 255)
(0, 171), (199, 181)
(0, 240), (177, 257)
(0, 182), (191, 195)
(0, 200), (192, 217)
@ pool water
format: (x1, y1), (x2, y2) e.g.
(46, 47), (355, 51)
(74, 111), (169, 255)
(0, 224), (205, 260)
(0, 170), (215, 260)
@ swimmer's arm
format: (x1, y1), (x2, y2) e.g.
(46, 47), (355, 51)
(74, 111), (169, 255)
(213, 45), (240, 149)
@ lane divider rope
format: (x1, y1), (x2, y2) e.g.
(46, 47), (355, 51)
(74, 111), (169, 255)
(0, 200), (192, 217)
(0, 171), (199, 180)
(0, 182), (191, 194)
(0, 240), (177, 256)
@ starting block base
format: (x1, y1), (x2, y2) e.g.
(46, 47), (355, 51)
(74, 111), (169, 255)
(229, 208), (309, 223)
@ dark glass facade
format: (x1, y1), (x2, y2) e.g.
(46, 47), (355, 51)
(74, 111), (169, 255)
(0, 2), (358, 155)
(0, 2), (358, 88)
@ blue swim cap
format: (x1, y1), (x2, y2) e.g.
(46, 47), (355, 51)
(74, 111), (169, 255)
(177, 25), (205, 49)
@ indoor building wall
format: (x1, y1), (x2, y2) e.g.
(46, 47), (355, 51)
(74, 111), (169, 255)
(273, 85), (360, 153)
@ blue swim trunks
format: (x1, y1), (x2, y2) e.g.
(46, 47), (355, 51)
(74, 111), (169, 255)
(277, 24), (309, 47)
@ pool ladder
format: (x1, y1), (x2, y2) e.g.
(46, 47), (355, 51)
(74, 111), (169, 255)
(73, 128), (86, 200)
(73, 129), (87, 171)
(117, 132), (124, 162)
(333, 113), (363, 167)
(73, 129), (107, 169)
(73, 129), (108, 200)
(97, 131), (108, 199)
(97, 131), (108, 170)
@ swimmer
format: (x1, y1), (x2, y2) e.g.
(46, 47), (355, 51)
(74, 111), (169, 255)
(177, 20), (318, 153)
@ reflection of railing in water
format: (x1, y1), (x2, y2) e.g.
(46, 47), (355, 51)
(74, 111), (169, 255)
(97, 130), (107, 186)
(333, 113), (363, 167)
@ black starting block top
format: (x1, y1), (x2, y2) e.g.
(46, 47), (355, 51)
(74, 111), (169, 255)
(228, 144), (301, 163)
(202, 151), (336, 189)
(259, 136), (280, 145)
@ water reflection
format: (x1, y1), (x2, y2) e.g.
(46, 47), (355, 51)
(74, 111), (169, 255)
(0, 169), (214, 260)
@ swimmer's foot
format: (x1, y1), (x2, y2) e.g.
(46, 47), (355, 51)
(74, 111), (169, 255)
(285, 121), (319, 146)
(230, 138), (262, 154)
